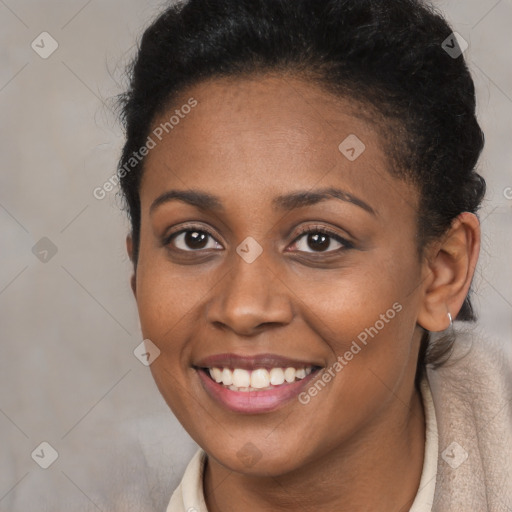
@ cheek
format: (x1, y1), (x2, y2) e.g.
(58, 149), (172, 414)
(133, 256), (205, 422)
(293, 260), (409, 347)
(290, 254), (420, 396)
(135, 236), (420, 361)
(135, 250), (214, 340)
(287, 264), (418, 442)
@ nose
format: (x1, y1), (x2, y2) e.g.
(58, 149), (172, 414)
(205, 250), (294, 336)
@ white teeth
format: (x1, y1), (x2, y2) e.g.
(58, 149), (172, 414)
(250, 369), (270, 389)
(232, 369), (251, 388)
(210, 368), (223, 383)
(221, 368), (233, 386)
(269, 368), (285, 385)
(295, 368), (306, 379)
(206, 366), (314, 390)
(284, 367), (296, 383)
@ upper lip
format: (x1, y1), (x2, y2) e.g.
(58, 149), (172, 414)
(194, 353), (323, 370)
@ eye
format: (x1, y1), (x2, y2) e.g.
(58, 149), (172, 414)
(163, 223), (352, 254)
(164, 225), (223, 252)
(289, 225), (353, 254)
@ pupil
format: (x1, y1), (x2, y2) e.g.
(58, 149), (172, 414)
(308, 233), (329, 251)
(186, 231), (208, 249)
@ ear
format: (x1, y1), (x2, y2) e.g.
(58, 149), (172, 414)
(126, 234), (137, 297)
(417, 212), (480, 332)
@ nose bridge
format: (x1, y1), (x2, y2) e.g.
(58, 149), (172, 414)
(206, 243), (293, 334)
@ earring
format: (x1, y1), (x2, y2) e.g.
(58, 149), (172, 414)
(447, 311), (453, 330)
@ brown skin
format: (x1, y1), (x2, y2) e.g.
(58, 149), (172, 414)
(126, 74), (480, 511)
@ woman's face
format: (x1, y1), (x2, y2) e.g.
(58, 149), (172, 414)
(132, 74), (427, 476)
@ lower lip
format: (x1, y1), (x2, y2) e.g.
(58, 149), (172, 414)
(196, 368), (319, 414)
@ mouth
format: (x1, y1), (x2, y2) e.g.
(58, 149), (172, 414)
(193, 355), (323, 413)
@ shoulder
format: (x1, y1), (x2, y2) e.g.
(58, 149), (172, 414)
(428, 324), (511, 397)
(427, 324), (512, 441)
(427, 325), (512, 511)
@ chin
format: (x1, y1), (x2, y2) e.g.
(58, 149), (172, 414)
(206, 441), (308, 477)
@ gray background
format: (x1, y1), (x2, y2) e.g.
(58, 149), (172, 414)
(1, 0), (511, 510)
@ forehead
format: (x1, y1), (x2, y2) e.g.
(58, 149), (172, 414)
(140, 74), (417, 221)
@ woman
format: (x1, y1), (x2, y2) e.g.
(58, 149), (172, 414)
(116, 0), (512, 510)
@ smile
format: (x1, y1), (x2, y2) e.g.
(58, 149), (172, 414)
(194, 363), (322, 414)
(193, 353), (323, 413)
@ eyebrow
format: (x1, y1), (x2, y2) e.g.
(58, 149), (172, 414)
(150, 190), (224, 215)
(149, 186), (376, 216)
(273, 187), (376, 216)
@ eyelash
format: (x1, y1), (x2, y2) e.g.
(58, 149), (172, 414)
(163, 223), (353, 255)
(292, 225), (353, 253)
